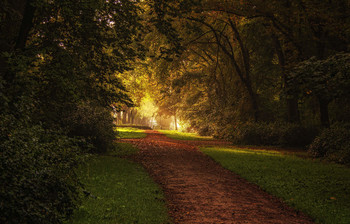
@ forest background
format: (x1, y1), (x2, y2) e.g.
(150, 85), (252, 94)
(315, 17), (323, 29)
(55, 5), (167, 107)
(0, 0), (349, 223)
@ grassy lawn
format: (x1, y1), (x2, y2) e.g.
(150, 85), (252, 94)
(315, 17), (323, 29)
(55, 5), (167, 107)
(67, 143), (169, 224)
(158, 130), (213, 141)
(201, 146), (350, 224)
(108, 142), (139, 157)
(116, 127), (147, 139)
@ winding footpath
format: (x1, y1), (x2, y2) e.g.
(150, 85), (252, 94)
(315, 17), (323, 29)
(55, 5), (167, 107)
(121, 130), (313, 224)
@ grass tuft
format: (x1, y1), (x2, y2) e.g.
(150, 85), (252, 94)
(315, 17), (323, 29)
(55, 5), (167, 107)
(116, 127), (147, 139)
(201, 146), (350, 224)
(158, 130), (213, 141)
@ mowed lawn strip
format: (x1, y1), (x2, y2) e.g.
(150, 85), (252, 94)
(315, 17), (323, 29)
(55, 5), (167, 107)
(116, 127), (147, 139)
(68, 128), (169, 224)
(201, 147), (350, 224)
(158, 130), (213, 141)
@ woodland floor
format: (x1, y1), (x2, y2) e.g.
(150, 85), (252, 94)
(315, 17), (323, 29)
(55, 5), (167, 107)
(120, 130), (314, 224)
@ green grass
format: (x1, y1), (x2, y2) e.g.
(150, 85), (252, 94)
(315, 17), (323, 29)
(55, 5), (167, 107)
(108, 142), (139, 157)
(201, 146), (350, 224)
(67, 143), (169, 224)
(116, 127), (147, 139)
(158, 130), (213, 141)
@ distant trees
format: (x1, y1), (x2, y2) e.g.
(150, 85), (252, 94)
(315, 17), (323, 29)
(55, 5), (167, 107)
(139, 0), (350, 136)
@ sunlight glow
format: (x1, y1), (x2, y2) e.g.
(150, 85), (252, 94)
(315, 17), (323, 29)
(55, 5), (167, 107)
(138, 95), (158, 118)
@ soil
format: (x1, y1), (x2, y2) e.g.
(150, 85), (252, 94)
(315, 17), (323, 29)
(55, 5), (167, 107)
(121, 130), (314, 224)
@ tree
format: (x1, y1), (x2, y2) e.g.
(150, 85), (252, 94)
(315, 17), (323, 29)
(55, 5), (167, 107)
(289, 53), (350, 127)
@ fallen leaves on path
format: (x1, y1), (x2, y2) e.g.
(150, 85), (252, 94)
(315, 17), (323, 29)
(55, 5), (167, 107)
(121, 130), (314, 224)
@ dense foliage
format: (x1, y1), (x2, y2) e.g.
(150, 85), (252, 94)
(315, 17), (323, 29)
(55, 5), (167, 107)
(309, 124), (350, 164)
(0, 0), (143, 223)
(0, 117), (85, 224)
(224, 122), (318, 147)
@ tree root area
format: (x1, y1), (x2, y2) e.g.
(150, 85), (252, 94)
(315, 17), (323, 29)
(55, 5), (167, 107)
(121, 130), (313, 224)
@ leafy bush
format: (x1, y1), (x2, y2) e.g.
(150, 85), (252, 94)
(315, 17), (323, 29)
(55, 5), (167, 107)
(228, 122), (318, 147)
(66, 101), (116, 153)
(309, 124), (350, 164)
(0, 117), (84, 224)
(197, 125), (213, 136)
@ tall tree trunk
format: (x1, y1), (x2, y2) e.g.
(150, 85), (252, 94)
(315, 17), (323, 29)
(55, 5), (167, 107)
(188, 17), (260, 122)
(272, 33), (300, 123)
(122, 111), (127, 124)
(117, 112), (122, 125)
(229, 18), (259, 121)
(130, 109), (137, 124)
(319, 98), (330, 128)
(245, 84), (259, 122)
(127, 109), (131, 124)
(15, 0), (35, 50)
(174, 111), (178, 130)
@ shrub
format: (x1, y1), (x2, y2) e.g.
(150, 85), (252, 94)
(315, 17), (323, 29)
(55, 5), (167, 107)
(198, 125), (213, 136)
(229, 122), (318, 147)
(0, 117), (84, 224)
(309, 124), (350, 164)
(66, 101), (116, 153)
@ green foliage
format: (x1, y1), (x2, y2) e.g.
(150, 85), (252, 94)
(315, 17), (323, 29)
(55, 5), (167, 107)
(66, 101), (116, 154)
(0, 118), (84, 224)
(201, 146), (350, 224)
(309, 124), (350, 164)
(289, 53), (350, 101)
(0, 1), (148, 224)
(228, 122), (318, 147)
(67, 156), (169, 224)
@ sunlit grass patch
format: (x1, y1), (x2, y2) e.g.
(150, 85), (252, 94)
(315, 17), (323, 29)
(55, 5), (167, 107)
(67, 156), (169, 224)
(116, 127), (146, 139)
(158, 130), (213, 141)
(201, 146), (350, 224)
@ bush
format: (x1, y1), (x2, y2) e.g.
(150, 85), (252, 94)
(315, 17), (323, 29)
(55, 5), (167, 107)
(197, 125), (213, 136)
(0, 117), (84, 224)
(228, 122), (318, 147)
(66, 101), (116, 153)
(309, 124), (350, 164)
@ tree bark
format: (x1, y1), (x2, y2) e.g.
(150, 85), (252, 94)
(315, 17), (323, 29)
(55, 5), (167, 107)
(188, 17), (260, 121)
(271, 33), (300, 123)
(15, 0), (36, 50)
(122, 111), (127, 124)
(174, 111), (178, 130)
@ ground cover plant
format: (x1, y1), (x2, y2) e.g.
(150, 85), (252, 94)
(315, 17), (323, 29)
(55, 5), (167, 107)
(158, 130), (213, 141)
(201, 146), (350, 224)
(116, 127), (147, 139)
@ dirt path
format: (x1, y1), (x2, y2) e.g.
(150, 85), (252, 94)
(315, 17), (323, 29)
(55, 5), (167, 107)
(121, 130), (314, 224)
